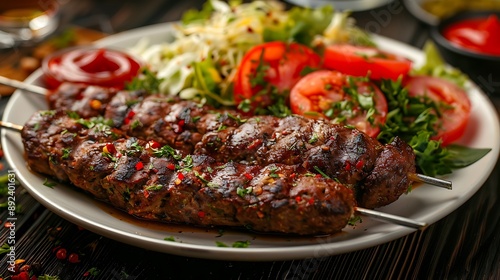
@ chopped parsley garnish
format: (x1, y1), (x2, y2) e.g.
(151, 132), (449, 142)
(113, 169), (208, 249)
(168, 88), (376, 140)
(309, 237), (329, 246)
(126, 68), (164, 92)
(66, 111), (80, 119)
(308, 133), (319, 144)
(130, 119), (143, 130)
(313, 166), (331, 179)
(164, 236), (176, 242)
(144, 185), (163, 191)
(236, 186), (253, 197)
(43, 178), (56, 188)
(215, 240), (250, 248)
(61, 148), (71, 159)
(153, 145), (182, 160)
(348, 215), (362, 226)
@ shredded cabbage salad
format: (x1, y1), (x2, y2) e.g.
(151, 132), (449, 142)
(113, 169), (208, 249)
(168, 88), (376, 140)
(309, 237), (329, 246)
(129, 0), (373, 106)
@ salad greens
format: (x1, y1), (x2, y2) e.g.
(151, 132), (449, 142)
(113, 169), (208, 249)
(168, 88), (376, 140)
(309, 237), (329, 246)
(130, 0), (372, 105)
(378, 78), (490, 176)
(127, 0), (490, 177)
(412, 41), (469, 88)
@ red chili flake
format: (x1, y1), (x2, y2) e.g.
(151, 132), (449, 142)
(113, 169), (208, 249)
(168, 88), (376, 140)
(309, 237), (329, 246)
(135, 162), (144, 171)
(105, 143), (117, 154)
(290, 173), (296, 179)
(167, 163), (176, 170)
(330, 136), (336, 141)
(308, 198), (315, 205)
(345, 162), (351, 171)
(124, 110), (136, 125)
(315, 174), (322, 178)
(198, 211), (205, 218)
(247, 139), (262, 150)
(178, 172), (185, 180)
(11, 271), (29, 280)
(174, 119), (185, 133)
(356, 160), (364, 169)
(127, 110), (136, 119)
(144, 190), (149, 199)
(56, 248), (67, 260)
(295, 196), (302, 203)
(243, 172), (253, 180)
(148, 140), (161, 149)
(68, 253), (81, 263)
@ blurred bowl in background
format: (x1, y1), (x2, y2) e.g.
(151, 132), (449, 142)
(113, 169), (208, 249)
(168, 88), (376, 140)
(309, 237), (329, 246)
(430, 11), (500, 95)
(404, 0), (500, 26)
(284, 0), (394, 11)
(0, 0), (60, 48)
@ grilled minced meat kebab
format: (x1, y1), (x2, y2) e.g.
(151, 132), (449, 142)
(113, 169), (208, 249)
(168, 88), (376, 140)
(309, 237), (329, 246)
(46, 83), (416, 209)
(22, 110), (355, 235)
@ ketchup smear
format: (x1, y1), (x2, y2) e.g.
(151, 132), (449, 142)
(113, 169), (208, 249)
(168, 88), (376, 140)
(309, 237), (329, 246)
(43, 47), (142, 89)
(443, 14), (500, 56)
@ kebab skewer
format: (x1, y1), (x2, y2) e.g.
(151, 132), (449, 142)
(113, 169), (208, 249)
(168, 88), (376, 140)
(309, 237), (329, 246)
(0, 78), (452, 207)
(11, 109), (426, 234)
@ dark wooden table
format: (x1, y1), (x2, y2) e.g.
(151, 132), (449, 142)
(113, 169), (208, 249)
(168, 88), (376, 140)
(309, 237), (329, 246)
(1, 1), (500, 279)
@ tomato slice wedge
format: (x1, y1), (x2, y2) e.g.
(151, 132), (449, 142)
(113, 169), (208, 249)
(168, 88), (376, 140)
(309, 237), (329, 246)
(290, 70), (388, 137)
(404, 75), (471, 145)
(323, 44), (412, 81)
(233, 41), (321, 112)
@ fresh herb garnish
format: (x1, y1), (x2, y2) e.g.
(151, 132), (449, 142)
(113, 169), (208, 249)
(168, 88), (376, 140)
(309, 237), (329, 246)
(126, 68), (164, 92)
(43, 178), (57, 188)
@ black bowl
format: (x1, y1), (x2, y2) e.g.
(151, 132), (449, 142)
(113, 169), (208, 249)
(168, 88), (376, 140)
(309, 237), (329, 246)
(430, 11), (500, 95)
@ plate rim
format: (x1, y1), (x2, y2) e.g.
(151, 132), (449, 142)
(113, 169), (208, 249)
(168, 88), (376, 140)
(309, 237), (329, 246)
(2, 22), (499, 261)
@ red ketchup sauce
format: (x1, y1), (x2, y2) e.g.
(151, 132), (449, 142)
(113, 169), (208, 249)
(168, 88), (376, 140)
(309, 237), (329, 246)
(43, 47), (142, 89)
(442, 14), (500, 56)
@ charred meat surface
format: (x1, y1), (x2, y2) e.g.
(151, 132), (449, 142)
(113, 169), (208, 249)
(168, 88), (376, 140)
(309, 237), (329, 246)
(21, 110), (356, 235)
(46, 84), (417, 208)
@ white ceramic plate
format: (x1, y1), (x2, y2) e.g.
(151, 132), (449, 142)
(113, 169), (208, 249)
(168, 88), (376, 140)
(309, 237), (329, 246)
(2, 23), (499, 261)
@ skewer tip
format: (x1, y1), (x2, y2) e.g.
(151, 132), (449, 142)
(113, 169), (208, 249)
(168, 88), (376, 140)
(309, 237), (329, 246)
(409, 173), (452, 190)
(356, 207), (427, 230)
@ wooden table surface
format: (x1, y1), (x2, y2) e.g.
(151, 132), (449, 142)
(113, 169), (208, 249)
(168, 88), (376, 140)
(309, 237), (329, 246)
(1, 1), (500, 279)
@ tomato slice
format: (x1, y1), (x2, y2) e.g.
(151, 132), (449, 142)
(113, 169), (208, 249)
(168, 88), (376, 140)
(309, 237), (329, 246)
(404, 75), (471, 145)
(290, 70), (388, 137)
(323, 44), (412, 81)
(233, 41), (321, 111)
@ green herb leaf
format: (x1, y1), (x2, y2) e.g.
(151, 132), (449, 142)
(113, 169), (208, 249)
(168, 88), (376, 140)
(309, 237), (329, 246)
(0, 243), (10, 255)
(164, 236), (176, 241)
(412, 41), (468, 87)
(43, 178), (57, 188)
(126, 68), (164, 92)
(445, 145), (491, 168)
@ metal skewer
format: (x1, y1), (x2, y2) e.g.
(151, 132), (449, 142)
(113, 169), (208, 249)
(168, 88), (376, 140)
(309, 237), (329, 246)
(0, 75), (47, 95)
(0, 119), (430, 230)
(0, 75), (453, 191)
(0, 121), (23, 132)
(356, 207), (427, 230)
(408, 173), (452, 190)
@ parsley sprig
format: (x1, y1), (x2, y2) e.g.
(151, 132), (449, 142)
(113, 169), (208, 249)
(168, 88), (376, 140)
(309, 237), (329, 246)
(378, 79), (491, 176)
